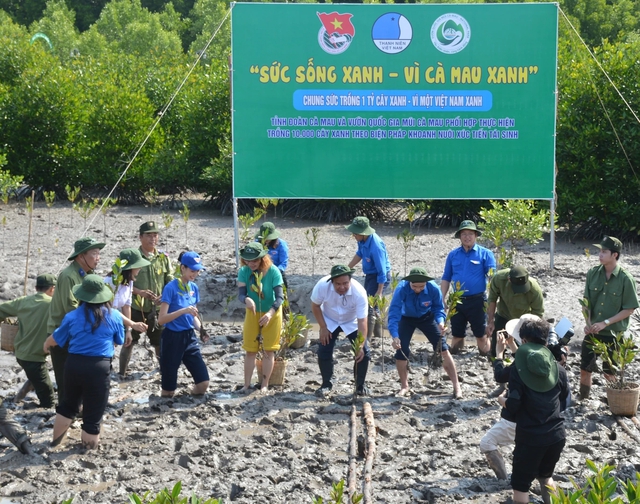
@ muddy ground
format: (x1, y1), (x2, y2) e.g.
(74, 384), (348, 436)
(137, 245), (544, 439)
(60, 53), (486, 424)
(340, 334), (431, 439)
(1, 200), (640, 503)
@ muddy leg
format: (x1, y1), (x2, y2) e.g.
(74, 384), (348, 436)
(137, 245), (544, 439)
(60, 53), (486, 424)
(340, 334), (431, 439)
(51, 414), (73, 447)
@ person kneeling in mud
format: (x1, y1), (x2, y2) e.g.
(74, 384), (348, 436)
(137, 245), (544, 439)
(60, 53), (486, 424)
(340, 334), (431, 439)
(499, 318), (570, 504)
(387, 267), (462, 399)
(0, 399), (33, 455)
(481, 315), (571, 481)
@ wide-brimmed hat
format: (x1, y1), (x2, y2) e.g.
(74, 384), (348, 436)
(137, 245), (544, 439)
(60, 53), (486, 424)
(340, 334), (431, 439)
(345, 216), (375, 236)
(255, 222), (280, 241)
(180, 251), (205, 271)
(117, 248), (151, 271)
(514, 343), (558, 392)
(139, 221), (160, 234)
(72, 274), (114, 304)
(240, 242), (268, 261)
(505, 314), (541, 344)
(509, 266), (531, 294)
(67, 237), (106, 261)
(327, 264), (356, 281)
(36, 274), (57, 288)
(594, 235), (622, 253)
(403, 267), (434, 283)
(454, 220), (482, 239)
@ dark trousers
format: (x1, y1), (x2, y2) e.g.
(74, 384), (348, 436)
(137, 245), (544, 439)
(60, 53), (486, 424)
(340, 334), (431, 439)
(450, 294), (487, 338)
(511, 438), (565, 492)
(49, 345), (69, 405)
(317, 326), (371, 388)
(490, 313), (509, 358)
(57, 354), (111, 435)
(395, 312), (449, 360)
(160, 328), (209, 392)
(16, 358), (55, 408)
(131, 308), (162, 347)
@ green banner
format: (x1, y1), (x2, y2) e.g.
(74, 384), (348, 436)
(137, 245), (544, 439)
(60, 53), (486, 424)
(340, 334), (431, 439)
(231, 3), (558, 199)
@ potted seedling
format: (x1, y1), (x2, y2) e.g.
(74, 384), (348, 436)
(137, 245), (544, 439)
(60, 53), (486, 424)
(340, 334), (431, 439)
(260, 312), (311, 386)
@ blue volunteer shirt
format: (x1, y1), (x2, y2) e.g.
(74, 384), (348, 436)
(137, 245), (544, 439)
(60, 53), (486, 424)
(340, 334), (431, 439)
(161, 279), (200, 332)
(442, 243), (496, 296)
(267, 239), (289, 272)
(53, 306), (125, 358)
(356, 233), (391, 284)
(387, 280), (445, 337)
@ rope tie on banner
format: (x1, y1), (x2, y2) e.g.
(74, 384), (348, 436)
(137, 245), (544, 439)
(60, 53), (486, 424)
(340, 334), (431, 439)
(558, 6), (640, 183)
(55, 8), (232, 275)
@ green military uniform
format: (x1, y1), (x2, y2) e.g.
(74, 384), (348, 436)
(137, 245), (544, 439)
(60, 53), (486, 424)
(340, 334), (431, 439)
(0, 279), (56, 407)
(488, 267), (544, 356)
(131, 246), (173, 346)
(0, 399), (32, 454)
(581, 263), (639, 371)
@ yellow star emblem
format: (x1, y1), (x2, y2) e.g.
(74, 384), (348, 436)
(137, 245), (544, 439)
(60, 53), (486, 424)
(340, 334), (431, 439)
(331, 18), (343, 30)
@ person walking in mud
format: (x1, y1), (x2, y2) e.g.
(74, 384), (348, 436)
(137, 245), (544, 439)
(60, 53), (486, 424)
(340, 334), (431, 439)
(440, 220), (496, 355)
(579, 236), (638, 399)
(237, 242), (284, 394)
(44, 274), (125, 449)
(129, 221), (173, 372)
(311, 265), (371, 397)
(0, 399), (33, 455)
(388, 267), (463, 399)
(346, 216), (391, 343)
(47, 237), (105, 405)
(500, 318), (570, 504)
(157, 251), (210, 397)
(0, 274), (57, 408)
(486, 265), (544, 358)
(104, 248), (151, 376)
(256, 222), (289, 289)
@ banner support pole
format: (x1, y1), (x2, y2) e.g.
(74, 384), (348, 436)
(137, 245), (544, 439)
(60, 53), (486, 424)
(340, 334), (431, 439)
(550, 197), (555, 270)
(233, 197), (240, 268)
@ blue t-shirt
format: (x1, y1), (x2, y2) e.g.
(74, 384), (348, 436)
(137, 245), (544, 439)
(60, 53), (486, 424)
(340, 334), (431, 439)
(387, 280), (445, 337)
(161, 279), (200, 332)
(442, 243), (496, 296)
(356, 233), (391, 284)
(53, 305), (125, 358)
(268, 239), (289, 272)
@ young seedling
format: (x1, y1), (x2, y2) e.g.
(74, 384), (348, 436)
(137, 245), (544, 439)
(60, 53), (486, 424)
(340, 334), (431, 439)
(579, 297), (592, 328)
(43, 190), (55, 235)
(144, 188), (159, 215)
(256, 198), (281, 219)
(65, 185), (80, 227)
(396, 228), (415, 276)
(162, 211), (174, 251)
(99, 197), (117, 241)
(351, 331), (366, 402)
(589, 332), (637, 389)
(238, 208), (266, 242)
(368, 294), (390, 372)
(74, 198), (97, 231)
(313, 479), (363, 504)
(222, 294), (237, 324)
(0, 165), (23, 206)
(305, 227), (320, 275)
(179, 202), (190, 248)
(110, 257), (128, 292)
(251, 271), (265, 351)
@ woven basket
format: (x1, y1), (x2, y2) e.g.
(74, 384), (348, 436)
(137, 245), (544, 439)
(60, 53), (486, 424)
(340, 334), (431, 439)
(607, 382), (640, 416)
(256, 359), (287, 386)
(1, 323), (18, 352)
(288, 328), (309, 350)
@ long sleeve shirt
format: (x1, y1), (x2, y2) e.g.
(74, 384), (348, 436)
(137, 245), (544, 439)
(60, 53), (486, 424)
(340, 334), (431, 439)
(132, 247), (173, 313)
(355, 233), (391, 284)
(488, 268), (544, 320)
(388, 280), (445, 337)
(0, 293), (52, 362)
(47, 261), (86, 334)
(267, 239), (289, 272)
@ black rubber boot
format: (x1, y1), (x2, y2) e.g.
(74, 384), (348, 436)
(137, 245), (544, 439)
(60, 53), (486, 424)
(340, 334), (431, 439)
(119, 344), (133, 376)
(318, 359), (334, 390)
(354, 356), (370, 395)
(579, 384), (591, 400)
(0, 400), (31, 454)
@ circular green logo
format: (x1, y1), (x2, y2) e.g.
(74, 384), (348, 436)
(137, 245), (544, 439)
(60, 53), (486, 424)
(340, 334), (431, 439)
(430, 13), (471, 54)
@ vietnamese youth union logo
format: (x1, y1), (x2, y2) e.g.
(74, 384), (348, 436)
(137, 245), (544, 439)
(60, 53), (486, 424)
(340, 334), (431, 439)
(371, 12), (413, 54)
(430, 13), (471, 54)
(317, 12), (355, 55)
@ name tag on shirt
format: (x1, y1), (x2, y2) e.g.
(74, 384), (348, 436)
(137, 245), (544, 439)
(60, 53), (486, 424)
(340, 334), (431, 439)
(470, 260), (480, 265)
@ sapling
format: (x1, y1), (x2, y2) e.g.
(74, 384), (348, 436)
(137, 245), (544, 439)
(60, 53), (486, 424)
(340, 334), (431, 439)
(396, 228), (415, 276)
(162, 211), (174, 251)
(256, 198), (281, 219)
(222, 294), (237, 324)
(589, 332), (637, 389)
(179, 202), (190, 248)
(368, 294), (390, 372)
(43, 190), (55, 235)
(305, 227), (321, 275)
(144, 188), (159, 214)
(238, 208), (266, 242)
(74, 198), (97, 231)
(313, 479), (363, 504)
(0, 166), (23, 205)
(351, 331), (366, 402)
(99, 197), (117, 241)
(65, 185), (80, 227)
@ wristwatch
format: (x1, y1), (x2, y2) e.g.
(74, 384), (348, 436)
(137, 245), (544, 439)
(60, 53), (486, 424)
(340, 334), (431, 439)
(604, 319), (611, 326)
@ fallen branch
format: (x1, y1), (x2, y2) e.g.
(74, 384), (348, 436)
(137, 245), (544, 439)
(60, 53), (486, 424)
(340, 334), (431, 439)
(614, 415), (640, 442)
(363, 402), (377, 503)
(348, 404), (358, 499)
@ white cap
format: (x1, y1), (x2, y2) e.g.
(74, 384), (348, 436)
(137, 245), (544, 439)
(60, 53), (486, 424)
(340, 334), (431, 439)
(505, 314), (541, 344)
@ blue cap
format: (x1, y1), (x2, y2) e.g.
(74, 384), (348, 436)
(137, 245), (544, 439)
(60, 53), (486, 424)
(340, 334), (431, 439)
(180, 251), (205, 271)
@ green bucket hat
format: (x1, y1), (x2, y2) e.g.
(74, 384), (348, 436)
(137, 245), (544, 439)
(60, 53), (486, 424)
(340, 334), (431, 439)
(255, 222), (280, 241)
(139, 221), (160, 234)
(327, 264), (356, 281)
(403, 267), (434, 283)
(36, 274), (57, 288)
(594, 235), (622, 253)
(514, 343), (558, 392)
(454, 220), (482, 239)
(345, 216), (375, 235)
(67, 237), (106, 261)
(117, 248), (151, 271)
(240, 242), (268, 261)
(72, 274), (114, 304)
(509, 265), (531, 294)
